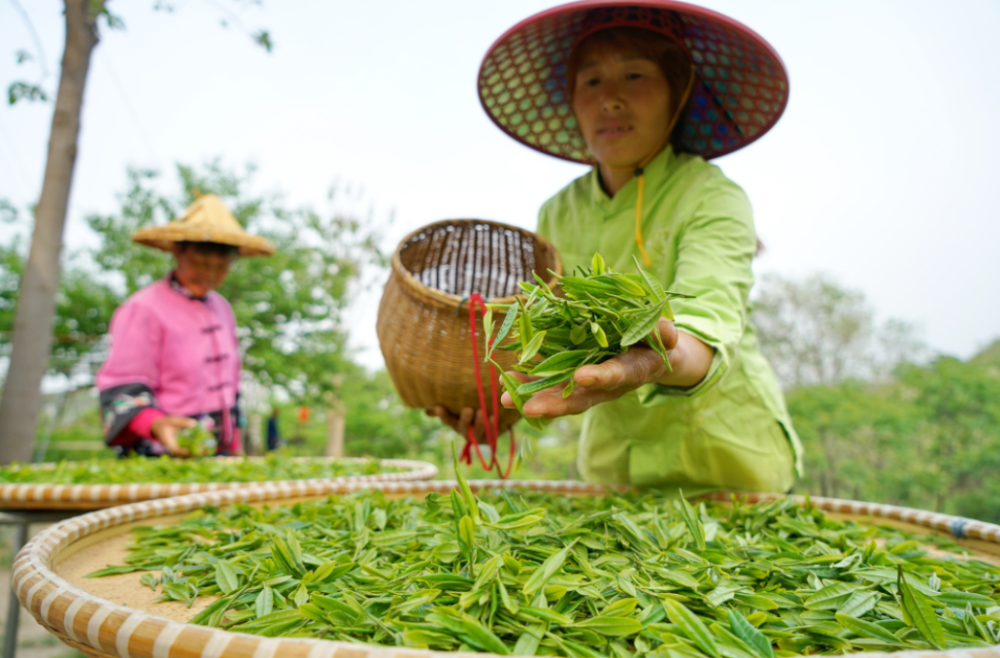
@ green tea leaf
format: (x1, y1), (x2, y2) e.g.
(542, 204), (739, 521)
(592, 253), (606, 276)
(803, 582), (862, 610)
(255, 585), (274, 618)
(620, 300), (666, 346)
(573, 615), (642, 637)
(590, 322), (609, 348)
(528, 350), (591, 376)
(677, 492), (706, 551)
(519, 330), (547, 364)
(483, 307), (494, 347)
(516, 371), (574, 396)
(835, 614), (902, 646)
(836, 590), (880, 617)
(214, 559), (240, 594)
(603, 598), (638, 617)
(728, 609), (774, 658)
(523, 543), (573, 597)
(84, 565), (140, 577)
(935, 592), (997, 608)
(661, 597), (721, 658)
(489, 303), (519, 360)
(899, 567), (946, 648)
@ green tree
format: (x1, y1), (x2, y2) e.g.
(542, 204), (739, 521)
(1, 229), (117, 382)
(898, 354), (1000, 520)
(788, 345), (1000, 523)
(342, 370), (443, 460)
(786, 379), (925, 503)
(752, 273), (924, 388)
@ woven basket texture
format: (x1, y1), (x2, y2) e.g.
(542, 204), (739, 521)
(0, 456), (437, 510)
(13, 480), (1000, 658)
(377, 219), (562, 431)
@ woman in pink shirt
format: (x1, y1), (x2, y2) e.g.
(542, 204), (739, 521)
(96, 194), (274, 457)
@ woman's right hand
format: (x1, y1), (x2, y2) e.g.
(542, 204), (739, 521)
(426, 406), (491, 444)
(150, 415), (196, 457)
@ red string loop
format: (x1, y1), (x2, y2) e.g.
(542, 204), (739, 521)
(463, 294), (517, 479)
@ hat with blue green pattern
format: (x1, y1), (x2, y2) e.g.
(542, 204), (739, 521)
(478, 0), (788, 163)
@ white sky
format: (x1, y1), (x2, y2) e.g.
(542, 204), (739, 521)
(1, 0), (998, 371)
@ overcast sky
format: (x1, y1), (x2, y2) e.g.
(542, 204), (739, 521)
(1, 0), (998, 370)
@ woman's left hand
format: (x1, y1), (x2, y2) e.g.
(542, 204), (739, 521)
(501, 319), (712, 419)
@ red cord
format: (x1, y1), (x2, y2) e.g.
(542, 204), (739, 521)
(463, 294), (517, 479)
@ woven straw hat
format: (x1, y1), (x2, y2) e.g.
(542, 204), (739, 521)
(131, 193), (275, 257)
(479, 0), (789, 163)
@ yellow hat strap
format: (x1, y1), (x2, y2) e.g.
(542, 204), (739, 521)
(613, 65), (696, 267)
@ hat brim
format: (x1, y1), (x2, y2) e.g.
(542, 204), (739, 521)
(478, 0), (789, 163)
(131, 226), (276, 257)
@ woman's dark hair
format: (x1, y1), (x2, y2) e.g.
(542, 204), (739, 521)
(175, 241), (239, 259)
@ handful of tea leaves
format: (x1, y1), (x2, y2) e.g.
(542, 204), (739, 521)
(484, 253), (693, 427)
(177, 420), (218, 457)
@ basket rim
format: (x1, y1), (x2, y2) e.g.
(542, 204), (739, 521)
(13, 481), (1000, 658)
(391, 218), (564, 310)
(0, 457), (438, 510)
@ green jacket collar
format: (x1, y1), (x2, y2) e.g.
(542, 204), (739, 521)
(588, 145), (680, 214)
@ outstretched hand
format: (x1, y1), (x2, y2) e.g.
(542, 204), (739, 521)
(501, 319), (712, 419)
(425, 406), (492, 444)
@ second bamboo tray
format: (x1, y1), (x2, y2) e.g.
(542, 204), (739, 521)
(0, 456), (438, 510)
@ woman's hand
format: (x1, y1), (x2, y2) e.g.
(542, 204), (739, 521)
(501, 319), (713, 419)
(150, 415), (196, 457)
(426, 406), (491, 443)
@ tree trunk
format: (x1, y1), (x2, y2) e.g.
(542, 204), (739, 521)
(0, 1), (98, 464)
(247, 412), (263, 456)
(324, 405), (345, 458)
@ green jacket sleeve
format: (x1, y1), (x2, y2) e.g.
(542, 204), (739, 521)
(637, 174), (757, 405)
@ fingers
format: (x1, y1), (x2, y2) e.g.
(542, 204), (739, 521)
(158, 433), (190, 458)
(427, 406), (460, 433)
(574, 348), (662, 390)
(657, 317), (679, 351)
(427, 406), (488, 443)
(521, 382), (615, 418)
(167, 415), (197, 429)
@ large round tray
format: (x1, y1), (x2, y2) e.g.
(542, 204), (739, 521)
(13, 481), (1000, 658)
(0, 457), (438, 510)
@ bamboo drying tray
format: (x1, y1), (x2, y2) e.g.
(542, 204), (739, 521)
(13, 480), (1000, 658)
(0, 457), (438, 510)
(377, 219), (562, 434)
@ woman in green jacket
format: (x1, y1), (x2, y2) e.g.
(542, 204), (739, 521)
(434, 1), (802, 494)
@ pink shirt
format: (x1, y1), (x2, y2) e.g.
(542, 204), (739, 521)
(97, 277), (240, 418)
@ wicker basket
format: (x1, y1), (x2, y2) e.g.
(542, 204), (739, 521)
(377, 219), (562, 433)
(13, 481), (1000, 658)
(0, 456), (438, 510)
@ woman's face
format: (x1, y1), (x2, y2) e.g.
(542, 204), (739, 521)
(172, 246), (235, 297)
(572, 45), (672, 170)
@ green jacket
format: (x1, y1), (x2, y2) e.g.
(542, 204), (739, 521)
(537, 146), (803, 494)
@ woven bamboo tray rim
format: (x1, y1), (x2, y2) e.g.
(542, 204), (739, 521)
(0, 457), (438, 510)
(14, 482), (1000, 658)
(391, 218), (563, 311)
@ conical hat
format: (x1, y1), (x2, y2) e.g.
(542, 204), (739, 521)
(131, 194), (275, 257)
(479, 0), (789, 163)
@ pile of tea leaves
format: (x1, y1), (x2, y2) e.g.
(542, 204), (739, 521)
(0, 452), (392, 485)
(89, 479), (1000, 656)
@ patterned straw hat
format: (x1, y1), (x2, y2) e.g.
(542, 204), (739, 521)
(478, 0), (789, 163)
(132, 193), (275, 257)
